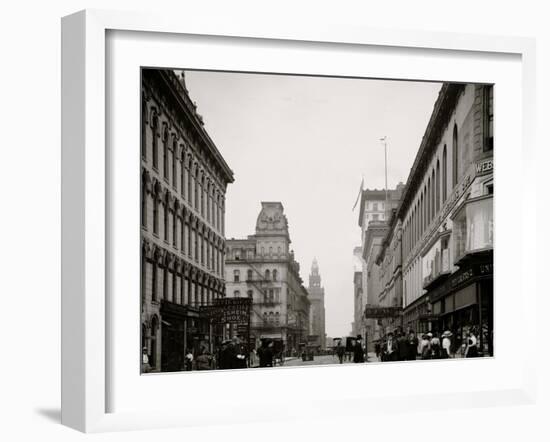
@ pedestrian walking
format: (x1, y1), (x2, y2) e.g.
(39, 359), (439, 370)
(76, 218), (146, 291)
(184, 348), (194, 371)
(353, 335), (365, 363)
(397, 331), (408, 361)
(196, 347), (213, 370)
(374, 342), (381, 360)
(336, 341), (345, 364)
(381, 333), (398, 362)
(258, 339), (274, 367)
(420, 334), (431, 360)
(441, 331), (453, 358)
(406, 330), (419, 361)
(218, 339), (235, 369)
(465, 331), (479, 358)
(430, 332), (441, 359)
(141, 347), (151, 373)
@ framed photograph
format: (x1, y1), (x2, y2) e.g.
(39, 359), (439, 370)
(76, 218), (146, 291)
(61, 9), (537, 433)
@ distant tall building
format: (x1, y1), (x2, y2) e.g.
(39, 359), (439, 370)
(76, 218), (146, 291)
(225, 202), (310, 355)
(307, 259), (327, 350)
(352, 246), (365, 338)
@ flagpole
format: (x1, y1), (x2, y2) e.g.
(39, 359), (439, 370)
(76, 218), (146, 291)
(380, 136), (388, 218)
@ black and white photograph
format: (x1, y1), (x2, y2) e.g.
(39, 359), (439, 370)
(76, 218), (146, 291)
(140, 68), (494, 373)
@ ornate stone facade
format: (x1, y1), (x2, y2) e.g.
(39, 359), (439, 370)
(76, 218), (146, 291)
(141, 69), (234, 372)
(225, 202), (310, 356)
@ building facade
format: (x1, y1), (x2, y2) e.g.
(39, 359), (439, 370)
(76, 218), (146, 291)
(225, 202), (310, 356)
(140, 69), (234, 372)
(358, 186), (404, 347)
(307, 259), (327, 350)
(397, 83), (493, 356)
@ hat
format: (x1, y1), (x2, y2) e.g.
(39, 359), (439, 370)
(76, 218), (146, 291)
(442, 330), (453, 337)
(427, 332), (433, 338)
(356, 335), (362, 340)
(222, 339), (232, 345)
(142, 347), (147, 351)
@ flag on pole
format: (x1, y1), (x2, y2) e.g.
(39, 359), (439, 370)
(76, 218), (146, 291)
(352, 177), (364, 211)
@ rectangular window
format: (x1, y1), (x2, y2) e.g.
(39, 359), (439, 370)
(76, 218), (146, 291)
(484, 85), (494, 152)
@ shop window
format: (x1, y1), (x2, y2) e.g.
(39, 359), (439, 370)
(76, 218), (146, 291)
(452, 197), (494, 262)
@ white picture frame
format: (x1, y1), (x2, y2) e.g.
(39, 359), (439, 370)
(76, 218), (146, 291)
(61, 9), (537, 433)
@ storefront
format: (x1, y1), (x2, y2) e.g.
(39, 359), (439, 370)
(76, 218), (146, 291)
(403, 295), (434, 337)
(427, 258), (493, 356)
(160, 300), (214, 371)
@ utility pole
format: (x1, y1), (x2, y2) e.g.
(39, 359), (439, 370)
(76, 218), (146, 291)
(380, 136), (388, 219)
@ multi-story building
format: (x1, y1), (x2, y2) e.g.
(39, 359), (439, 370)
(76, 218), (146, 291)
(362, 221), (388, 348)
(358, 185), (404, 347)
(225, 202), (310, 355)
(351, 246), (364, 338)
(307, 259), (327, 350)
(140, 69), (234, 372)
(398, 83), (493, 356)
(375, 213), (404, 334)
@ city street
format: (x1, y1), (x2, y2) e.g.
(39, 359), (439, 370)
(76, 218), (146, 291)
(284, 353), (378, 367)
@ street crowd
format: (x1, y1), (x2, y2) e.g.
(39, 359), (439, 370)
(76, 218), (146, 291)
(374, 328), (481, 362)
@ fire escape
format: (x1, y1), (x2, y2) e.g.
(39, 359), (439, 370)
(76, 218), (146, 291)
(239, 257), (282, 336)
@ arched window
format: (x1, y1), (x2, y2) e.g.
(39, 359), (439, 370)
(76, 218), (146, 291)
(172, 266), (177, 303)
(163, 196), (169, 242)
(172, 139), (178, 191)
(141, 250), (146, 308)
(275, 312), (280, 325)
(152, 115), (159, 169)
(431, 169), (435, 220)
(187, 157), (192, 203)
(163, 261), (168, 300)
(452, 124), (459, 187)
(264, 269), (271, 280)
(180, 151), (185, 200)
(141, 179), (147, 228)
(163, 128), (169, 180)
(153, 192), (159, 235)
(172, 208), (177, 248)
(234, 290), (240, 298)
(426, 177), (432, 227)
(272, 269), (278, 281)
(152, 254), (158, 302)
(141, 98), (147, 159)
(436, 160), (441, 213)
(247, 290), (253, 298)
(442, 145), (448, 202)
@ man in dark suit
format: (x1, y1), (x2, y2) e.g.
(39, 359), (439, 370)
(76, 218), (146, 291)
(381, 332), (399, 362)
(353, 335), (365, 363)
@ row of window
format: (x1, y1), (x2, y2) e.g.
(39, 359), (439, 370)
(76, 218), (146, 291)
(402, 85), (493, 260)
(142, 185), (225, 276)
(142, 103), (225, 233)
(232, 246), (285, 260)
(141, 256), (223, 307)
(233, 268), (279, 282)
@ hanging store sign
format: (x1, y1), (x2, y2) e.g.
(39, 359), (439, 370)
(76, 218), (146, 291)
(214, 298), (251, 324)
(364, 306), (403, 319)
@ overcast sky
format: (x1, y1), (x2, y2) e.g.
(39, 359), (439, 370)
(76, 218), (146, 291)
(185, 70), (441, 338)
